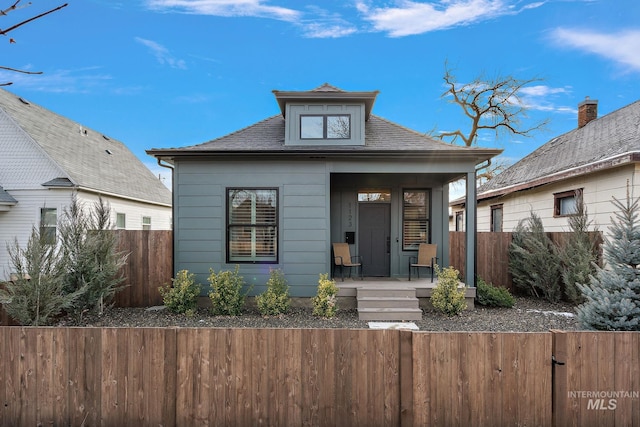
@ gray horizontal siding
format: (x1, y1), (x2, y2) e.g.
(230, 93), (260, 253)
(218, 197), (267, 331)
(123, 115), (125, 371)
(174, 160), (331, 298)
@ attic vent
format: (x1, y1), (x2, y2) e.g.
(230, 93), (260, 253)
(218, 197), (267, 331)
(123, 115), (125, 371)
(102, 135), (110, 140)
(18, 97), (29, 105)
(79, 127), (88, 136)
(105, 149), (112, 155)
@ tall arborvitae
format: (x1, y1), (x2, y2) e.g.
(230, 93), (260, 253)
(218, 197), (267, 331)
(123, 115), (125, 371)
(508, 211), (562, 302)
(0, 228), (82, 325)
(59, 194), (127, 317)
(577, 190), (640, 330)
(559, 196), (600, 303)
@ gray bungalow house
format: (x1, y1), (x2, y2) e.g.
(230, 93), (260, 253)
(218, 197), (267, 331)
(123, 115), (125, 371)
(148, 84), (501, 296)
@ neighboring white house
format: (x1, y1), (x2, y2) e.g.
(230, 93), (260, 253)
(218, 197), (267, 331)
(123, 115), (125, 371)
(0, 88), (172, 280)
(451, 97), (640, 238)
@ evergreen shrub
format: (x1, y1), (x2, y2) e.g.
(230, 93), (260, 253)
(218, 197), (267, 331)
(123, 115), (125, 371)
(256, 269), (291, 316)
(431, 266), (467, 316)
(476, 277), (515, 308)
(208, 265), (250, 315)
(577, 192), (640, 330)
(312, 273), (338, 318)
(159, 269), (201, 315)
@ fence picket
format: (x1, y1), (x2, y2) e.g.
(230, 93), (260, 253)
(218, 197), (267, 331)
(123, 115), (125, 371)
(0, 327), (638, 426)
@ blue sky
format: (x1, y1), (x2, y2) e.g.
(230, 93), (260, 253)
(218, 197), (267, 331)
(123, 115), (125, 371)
(2, 0), (639, 189)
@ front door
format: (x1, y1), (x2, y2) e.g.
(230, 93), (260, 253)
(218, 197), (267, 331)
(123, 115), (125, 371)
(358, 203), (391, 276)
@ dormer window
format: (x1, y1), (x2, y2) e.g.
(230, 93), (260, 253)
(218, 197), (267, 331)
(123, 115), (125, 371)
(300, 114), (351, 139)
(273, 83), (378, 147)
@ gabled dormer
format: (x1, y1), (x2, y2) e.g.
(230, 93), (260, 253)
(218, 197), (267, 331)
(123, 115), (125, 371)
(272, 83), (378, 147)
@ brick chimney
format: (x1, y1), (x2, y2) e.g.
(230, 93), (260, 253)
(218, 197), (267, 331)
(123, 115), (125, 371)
(578, 97), (598, 128)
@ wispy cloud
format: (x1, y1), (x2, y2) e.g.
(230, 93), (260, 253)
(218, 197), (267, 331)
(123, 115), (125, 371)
(135, 37), (187, 69)
(143, 0), (301, 22)
(551, 28), (640, 73)
(517, 85), (575, 114)
(0, 67), (113, 93)
(298, 5), (357, 38)
(356, 0), (545, 37)
(142, 1), (354, 38)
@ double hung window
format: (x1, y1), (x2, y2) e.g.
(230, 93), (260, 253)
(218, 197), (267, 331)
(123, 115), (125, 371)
(491, 205), (503, 232)
(40, 208), (57, 245)
(227, 188), (278, 263)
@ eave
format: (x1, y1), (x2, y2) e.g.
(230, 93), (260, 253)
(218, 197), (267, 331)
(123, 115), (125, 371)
(451, 151), (640, 208)
(146, 148), (502, 166)
(272, 89), (379, 120)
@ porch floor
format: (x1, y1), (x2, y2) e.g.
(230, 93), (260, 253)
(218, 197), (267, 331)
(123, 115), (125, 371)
(335, 276), (476, 313)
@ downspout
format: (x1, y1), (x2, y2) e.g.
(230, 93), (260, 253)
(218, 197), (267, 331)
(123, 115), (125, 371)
(472, 159), (491, 288)
(157, 158), (175, 278)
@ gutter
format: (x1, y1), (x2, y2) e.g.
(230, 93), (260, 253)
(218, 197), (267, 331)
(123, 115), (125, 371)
(473, 151), (640, 203)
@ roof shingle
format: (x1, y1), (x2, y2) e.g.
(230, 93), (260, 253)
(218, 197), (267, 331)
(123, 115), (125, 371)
(0, 89), (171, 206)
(477, 99), (640, 197)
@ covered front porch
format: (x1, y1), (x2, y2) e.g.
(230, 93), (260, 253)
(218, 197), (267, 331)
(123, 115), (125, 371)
(335, 276), (476, 321)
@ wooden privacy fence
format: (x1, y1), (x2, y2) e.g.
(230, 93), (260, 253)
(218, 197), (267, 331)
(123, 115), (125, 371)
(0, 230), (170, 324)
(1, 327), (638, 427)
(113, 229), (172, 307)
(449, 231), (603, 291)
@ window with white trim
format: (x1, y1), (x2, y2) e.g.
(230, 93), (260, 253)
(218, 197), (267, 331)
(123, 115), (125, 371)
(491, 205), (503, 232)
(227, 188), (278, 263)
(142, 216), (151, 230)
(116, 213), (126, 229)
(40, 208), (57, 245)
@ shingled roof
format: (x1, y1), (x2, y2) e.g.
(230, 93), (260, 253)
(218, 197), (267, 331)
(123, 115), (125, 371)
(0, 89), (171, 206)
(149, 82), (501, 163)
(0, 185), (17, 205)
(475, 99), (640, 200)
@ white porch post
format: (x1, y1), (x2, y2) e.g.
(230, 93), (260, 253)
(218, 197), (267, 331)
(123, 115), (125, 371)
(465, 171), (476, 288)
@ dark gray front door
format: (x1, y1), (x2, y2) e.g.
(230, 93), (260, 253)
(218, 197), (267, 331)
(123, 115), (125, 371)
(358, 203), (391, 277)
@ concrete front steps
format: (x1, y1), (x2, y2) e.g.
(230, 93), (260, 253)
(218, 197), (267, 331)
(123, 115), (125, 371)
(356, 287), (422, 321)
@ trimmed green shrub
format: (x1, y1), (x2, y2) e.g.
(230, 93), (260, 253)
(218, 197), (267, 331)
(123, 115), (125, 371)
(312, 273), (338, 318)
(431, 266), (467, 316)
(159, 270), (201, 315)
(256, 269), (290, 316)
(476, 277), (515, 308)
(208, 265), (250, 315)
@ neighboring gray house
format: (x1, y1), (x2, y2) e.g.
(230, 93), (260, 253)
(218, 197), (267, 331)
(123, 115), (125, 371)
(0, 88), (173, 279)
(451, 97), (640, 238)
(148, 84), (501, 295)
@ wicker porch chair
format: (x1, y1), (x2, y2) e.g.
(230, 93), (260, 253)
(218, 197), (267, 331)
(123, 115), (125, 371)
(408, 243), (438, 282)
(332, 243), (363, 281)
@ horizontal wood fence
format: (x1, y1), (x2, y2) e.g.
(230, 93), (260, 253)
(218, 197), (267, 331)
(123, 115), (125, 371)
(1, 327), (638, 427)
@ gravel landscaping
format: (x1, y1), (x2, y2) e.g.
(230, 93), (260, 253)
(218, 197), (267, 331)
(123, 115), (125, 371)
(62, 296), (581, 332)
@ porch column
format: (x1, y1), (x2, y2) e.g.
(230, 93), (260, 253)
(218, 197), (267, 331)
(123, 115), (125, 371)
(465, 172), (476, 288)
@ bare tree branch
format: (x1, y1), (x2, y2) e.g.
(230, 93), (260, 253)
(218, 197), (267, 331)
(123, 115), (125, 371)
(434, 62), (549, 148)
(0, 2), (68, 37)
(0, 2), (68, 86)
